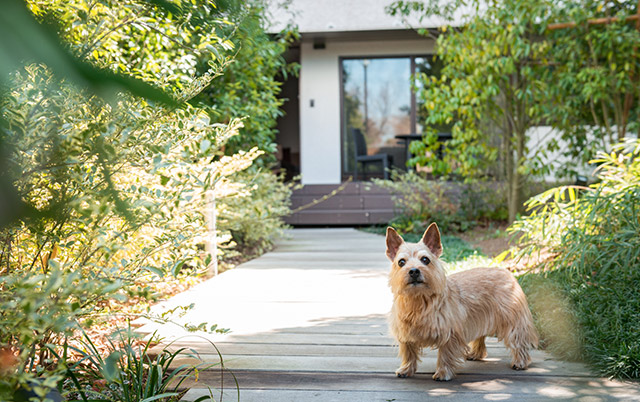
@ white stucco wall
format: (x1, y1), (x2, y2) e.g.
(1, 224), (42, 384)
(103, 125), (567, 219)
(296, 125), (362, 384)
(299, 38), (435, 184)
(527, 126), (598, 181)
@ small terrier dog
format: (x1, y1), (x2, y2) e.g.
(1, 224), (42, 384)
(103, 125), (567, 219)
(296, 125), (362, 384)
(386, 223), (538, 381)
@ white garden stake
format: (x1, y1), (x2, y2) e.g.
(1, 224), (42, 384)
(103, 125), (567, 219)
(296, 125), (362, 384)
(205, 189), (218, 276)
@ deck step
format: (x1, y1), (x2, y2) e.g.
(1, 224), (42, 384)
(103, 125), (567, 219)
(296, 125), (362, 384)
(286, 182), (396, 225)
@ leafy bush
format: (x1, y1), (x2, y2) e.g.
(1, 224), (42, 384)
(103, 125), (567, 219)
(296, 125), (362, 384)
(28, 0), (234, 91)
(199, 1), (299, 164)
(219, 170), (293, 259)
(458, 182), (509, 223)
(373, 171), (507, 233)
(512, 139), (640, 379)
(373, 171), (460, 234)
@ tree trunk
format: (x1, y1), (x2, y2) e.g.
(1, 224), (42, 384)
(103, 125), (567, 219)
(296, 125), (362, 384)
(504, 120), (517, 223)
(508, 171), (519, 223)
(510, 127), (527, 224)
(505, 68), (528, 224)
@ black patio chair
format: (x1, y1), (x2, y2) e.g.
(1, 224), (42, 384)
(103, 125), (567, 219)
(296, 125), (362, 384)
(352, 128), (392, 180)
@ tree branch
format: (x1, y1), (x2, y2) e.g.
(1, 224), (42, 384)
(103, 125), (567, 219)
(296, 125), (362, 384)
(547, 14), (640, 30)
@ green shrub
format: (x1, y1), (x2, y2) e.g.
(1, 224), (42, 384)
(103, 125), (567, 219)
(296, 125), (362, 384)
(219, 170), (293, 259)
(199, 1), (299, 165)
(375, 172), (458, 233)
(512, 139), (640, 379)
(373, 171), (507, 233)
(0, 61), (256, 399)
(458, 182), (509, 223)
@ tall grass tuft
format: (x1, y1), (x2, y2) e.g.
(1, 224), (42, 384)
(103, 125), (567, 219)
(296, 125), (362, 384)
(62, 326), (237, 402)
(512, 139), (640, 379)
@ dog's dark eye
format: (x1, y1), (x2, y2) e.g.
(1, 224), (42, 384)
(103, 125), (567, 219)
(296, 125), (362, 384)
(398, 258), (406, 267)
(420, 256), (431, 265)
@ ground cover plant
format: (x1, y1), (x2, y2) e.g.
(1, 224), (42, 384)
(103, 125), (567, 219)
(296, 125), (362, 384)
(511, 139), (640, 379)
(0, 0), (295, 399)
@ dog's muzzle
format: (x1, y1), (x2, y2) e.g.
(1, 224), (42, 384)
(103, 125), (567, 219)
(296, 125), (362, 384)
(408, 268), (422, 284)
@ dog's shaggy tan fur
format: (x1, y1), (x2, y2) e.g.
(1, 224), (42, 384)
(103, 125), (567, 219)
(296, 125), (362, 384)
(386, 223), (538, 381)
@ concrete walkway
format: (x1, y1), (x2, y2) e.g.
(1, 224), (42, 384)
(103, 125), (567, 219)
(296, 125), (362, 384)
(139, 228), (640, 401)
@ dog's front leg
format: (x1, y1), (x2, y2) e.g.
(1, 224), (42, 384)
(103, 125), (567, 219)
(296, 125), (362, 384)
(433, 334), (467, 381)
(396, 342), (420, 378)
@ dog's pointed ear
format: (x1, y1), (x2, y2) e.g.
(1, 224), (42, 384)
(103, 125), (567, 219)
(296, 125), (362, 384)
(421, 222), (442, 258)
(386, 227), (404, 261)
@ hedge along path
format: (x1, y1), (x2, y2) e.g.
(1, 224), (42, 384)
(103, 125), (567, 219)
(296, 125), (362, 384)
(136, 228), (640, 401)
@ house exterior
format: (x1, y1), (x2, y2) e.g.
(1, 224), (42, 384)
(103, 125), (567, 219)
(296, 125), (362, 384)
(270, 0), (445, 184)
(267, 1), (590, 225)
(267, 1), (448, 224)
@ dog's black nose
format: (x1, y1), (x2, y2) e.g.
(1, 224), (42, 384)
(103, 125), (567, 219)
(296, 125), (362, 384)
(409, 268), (420, 279)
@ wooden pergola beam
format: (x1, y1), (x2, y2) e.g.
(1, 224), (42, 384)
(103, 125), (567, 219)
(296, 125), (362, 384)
(547, 13), (640, 31)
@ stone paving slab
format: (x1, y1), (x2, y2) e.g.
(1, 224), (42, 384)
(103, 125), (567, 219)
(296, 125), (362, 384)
(141, 228), (640, 401)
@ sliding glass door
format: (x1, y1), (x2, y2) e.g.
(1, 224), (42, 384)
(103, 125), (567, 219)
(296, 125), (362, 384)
(341, 55), (437, 179)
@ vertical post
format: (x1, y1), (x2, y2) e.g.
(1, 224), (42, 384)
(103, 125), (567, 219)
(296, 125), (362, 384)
(205, 190), (218, 276)
(410, 57), (417, 135)
(363, 59), (370, 137)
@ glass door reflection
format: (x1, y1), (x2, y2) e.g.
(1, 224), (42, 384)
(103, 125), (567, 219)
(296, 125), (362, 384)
(342, 57), (411, 178)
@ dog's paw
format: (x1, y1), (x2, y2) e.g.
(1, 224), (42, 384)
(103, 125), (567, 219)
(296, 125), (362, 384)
(395, 369), (415, 378)
(432, 368), (454, 381)
(465, 354), (485, 361)
(395, 364), (416, 378)
(465, 350), (488, 361)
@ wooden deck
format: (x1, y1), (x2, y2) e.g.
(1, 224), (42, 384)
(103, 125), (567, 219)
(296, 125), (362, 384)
(285, 183), (396, 226)
(138, 229), (640, 401)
